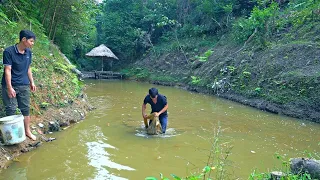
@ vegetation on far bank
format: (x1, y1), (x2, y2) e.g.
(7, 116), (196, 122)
(121, 0), (320, 122)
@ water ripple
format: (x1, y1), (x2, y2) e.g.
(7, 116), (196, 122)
(86, 141), (135, 180)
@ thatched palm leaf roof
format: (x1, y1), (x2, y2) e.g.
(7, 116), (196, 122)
(85, 44), (118, 60)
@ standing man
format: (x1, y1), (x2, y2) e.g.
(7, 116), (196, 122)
(142, 87), (168, 133)
(2, 30), (37, 141)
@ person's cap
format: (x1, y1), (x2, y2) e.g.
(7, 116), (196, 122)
(149, 88), (158, 98)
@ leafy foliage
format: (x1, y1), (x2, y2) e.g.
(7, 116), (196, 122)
(195, 49), (213, 62)
(0, 9), (83, 115)
(0, 0), (99, 68)
(95, 0), (260, 66)
(232, 0), (320, 45)
(232, 2), (279, 44)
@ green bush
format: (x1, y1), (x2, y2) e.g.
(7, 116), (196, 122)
(195, 49), (214, 62)
(232, 2), (279, 44)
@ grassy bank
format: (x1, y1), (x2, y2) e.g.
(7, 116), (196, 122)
(123, 19), (320, 122)
(0, 14), (83, 117)
(0, 10), (90, 170)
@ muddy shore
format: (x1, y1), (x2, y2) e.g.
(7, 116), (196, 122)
(0, 93), (93, 171)
(151, 81), (320, 123)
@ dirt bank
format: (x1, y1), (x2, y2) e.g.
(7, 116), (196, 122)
(0, 92), (94, 171)
(129, 22), (320, 123)
(150, 77), (320, 123)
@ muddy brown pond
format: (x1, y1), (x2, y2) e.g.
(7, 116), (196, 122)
(1, 80), (319, 179)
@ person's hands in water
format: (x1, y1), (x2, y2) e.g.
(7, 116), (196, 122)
(143, 114), (148, 128)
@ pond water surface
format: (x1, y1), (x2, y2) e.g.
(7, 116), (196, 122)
(1, 80), (319, 180)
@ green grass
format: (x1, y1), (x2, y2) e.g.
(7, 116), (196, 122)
(0, 14), (83, 116)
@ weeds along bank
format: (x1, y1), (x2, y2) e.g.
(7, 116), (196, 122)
(123, 2), (320, 123)
(126, 29), (320, 122)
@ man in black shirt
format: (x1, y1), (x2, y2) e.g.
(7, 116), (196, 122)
(142, 88), (169, 133)
(2, 30), (37, 141)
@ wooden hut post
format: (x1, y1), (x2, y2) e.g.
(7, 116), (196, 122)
(101, 57), (104, 71)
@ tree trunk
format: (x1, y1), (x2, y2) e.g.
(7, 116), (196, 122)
(41, 0), (52, 25)
(48, 0), (59, 40)
(101, 58), (104, 71)
(270, 171), (286, 180)
(52, 19), (59, 41)
(177, 0), (189, 24)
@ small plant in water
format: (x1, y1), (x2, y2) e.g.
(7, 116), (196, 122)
(145, 166), (214, 180)
(145, 124), (232, 180)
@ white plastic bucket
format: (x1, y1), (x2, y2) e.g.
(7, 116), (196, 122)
(0, 115), (26, 145)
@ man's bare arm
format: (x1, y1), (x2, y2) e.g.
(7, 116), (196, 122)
(4, 66), (15, 98)
(28, 66), (36, 92)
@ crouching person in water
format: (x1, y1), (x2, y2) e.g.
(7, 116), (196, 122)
(1, 30), (37, 141)
(142, 88), (168, 133)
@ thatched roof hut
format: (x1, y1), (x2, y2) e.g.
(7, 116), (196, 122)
(86, 44), (118, 71)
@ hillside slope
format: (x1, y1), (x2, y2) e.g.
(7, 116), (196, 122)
(127, 22), (320, 122)
(0, 17), (83, 116)
(0, 12), (91, 169)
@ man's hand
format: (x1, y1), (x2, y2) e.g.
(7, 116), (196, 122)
(143, 114), (148, 128)
(7, 87), (16, 98)
(30, 83), (36, 92)
(154, 112), (160, 117)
